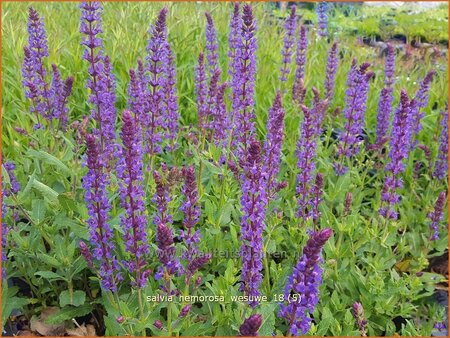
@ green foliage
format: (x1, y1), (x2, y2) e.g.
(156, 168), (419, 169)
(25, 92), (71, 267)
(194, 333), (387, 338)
(1, 1), (448, 336)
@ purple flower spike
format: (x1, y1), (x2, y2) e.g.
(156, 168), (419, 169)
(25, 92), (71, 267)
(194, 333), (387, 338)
(23, 7), (74, 128)
(280, 6), (297, 83)
(50, 64), (73, 130)
(212, 82), (229, 147)
(83, 133), (121, 292)
(117, 110), (150, 288)
(153, 169), (173, 227)
(352, 302), (368, 337)
(239, 314), (263, 336)
(428, 191), (446, 240)
(375, 44), (396, 147)
(4, 162), (20, 195)
(180, 166), (211, 279)
(145, 8), (169, 156)
(162, 48), (180, 151)
(279, 228), (332, 336)
(335, 60), (373, 174)
(434, 107), (448, 180)
(379, 90), (414, 220)
(195, 52), (208, 131)
(2, 180), (9, 279)
(239, 140), (267, 308)
(324, 42), (338, 100)
(410, 70), (436, 147)
(232, 4), (258, 155)
(80, 2), (117, 164)
(296, 89), (328, 221)
(292, 26), (308, 104)
(156, 222), (181, 276)
(205, 12), (219, 74)
(316, 2), (329, 37)
(262, 92), (285, 197)
(228, 3), (241, 79)
(26, 7), (53, 119)
(79, 241), (94, 270)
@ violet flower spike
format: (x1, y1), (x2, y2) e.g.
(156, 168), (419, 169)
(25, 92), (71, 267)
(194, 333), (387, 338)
(410, 70), (436, 147)
(146, 8), (169, 156)
(117, 111), (150, 288)
(205, 12), (220, 74)
(292, 26), (308, 104)
(316, 2), (329, 37)
(296, 89), (328, 220)
(50, 64), (73, 130)
(212, 82), (229, 147)
(162, 47), (180, 151)
(335, 60), (373, 175)
(2, 180), (8, 279)
(352, 302), (368, 337)
(233, 4), (258, 155)
(262, 92), (285, 197)
(3, 161), (20, 195)
(434, 107), (448, 180)
(310, 173), (324, 225)
(153, 169), (173, 227)
(26, 7), (53, 120)
(379, 90), (413, 220)
(195, 52), (208, 131)
(82, 134), (122, 292)
(228, 3), (241, 79)
(239, 314), (263, 336)
(280, 6), (297, 83)
(428, 191), (446, 240)
(279, 228), (332, 335)
(80, 2), (117, 163)
(156, 221), (181, 277)
(324, 42), (338, 101)
(239, 140), (267, 308)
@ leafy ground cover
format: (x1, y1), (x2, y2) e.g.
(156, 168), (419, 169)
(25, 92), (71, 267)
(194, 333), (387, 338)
(1, 1), (448, 336)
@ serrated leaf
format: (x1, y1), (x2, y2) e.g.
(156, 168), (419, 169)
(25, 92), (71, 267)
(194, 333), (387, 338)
(32, 180), (59, 205)
(32, 199), (46, 223)
(45, 304), (93, 324)
(27, 150), (71, 176)
(60, 290), (86, 307)
(258, 303), (277, 336)
(35, 271), (66, 281)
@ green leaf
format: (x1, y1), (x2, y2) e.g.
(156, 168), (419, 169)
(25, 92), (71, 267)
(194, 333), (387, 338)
(32, 180), (59, 206)
(35, 271), (66, 281)
(32, 199), (46, 223)
(45, 304), (93, 324)
(258, 303), (277, 336)
(316, 307), (334, 335)
(60, 290), (86, 307)
(27, 150), (71, 176)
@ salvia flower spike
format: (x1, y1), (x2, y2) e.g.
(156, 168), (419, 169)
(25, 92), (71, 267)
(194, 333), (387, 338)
(279, 228), (332, 335)
(239, 314), (263, 336)
(335, 60), (373, 175)
(232, 4), (257, 155)
(262, 92), (285, 197)
(434, 107), (448, 180)
(316, 2), (329, 37)
(82, 134), (122, 292)
(428, 191), (446, 240)
(292, 26), (308, 104)
(379, 90), (413, 220)
(376, 44), (396, 147)
(324, 42), (339, 101)
(117, 110), (150, 288)
(352, 302), (368, 337)
(280, 6), (297, 83)
(239, 139), (267, 308)
(205, 12), (220, 74)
